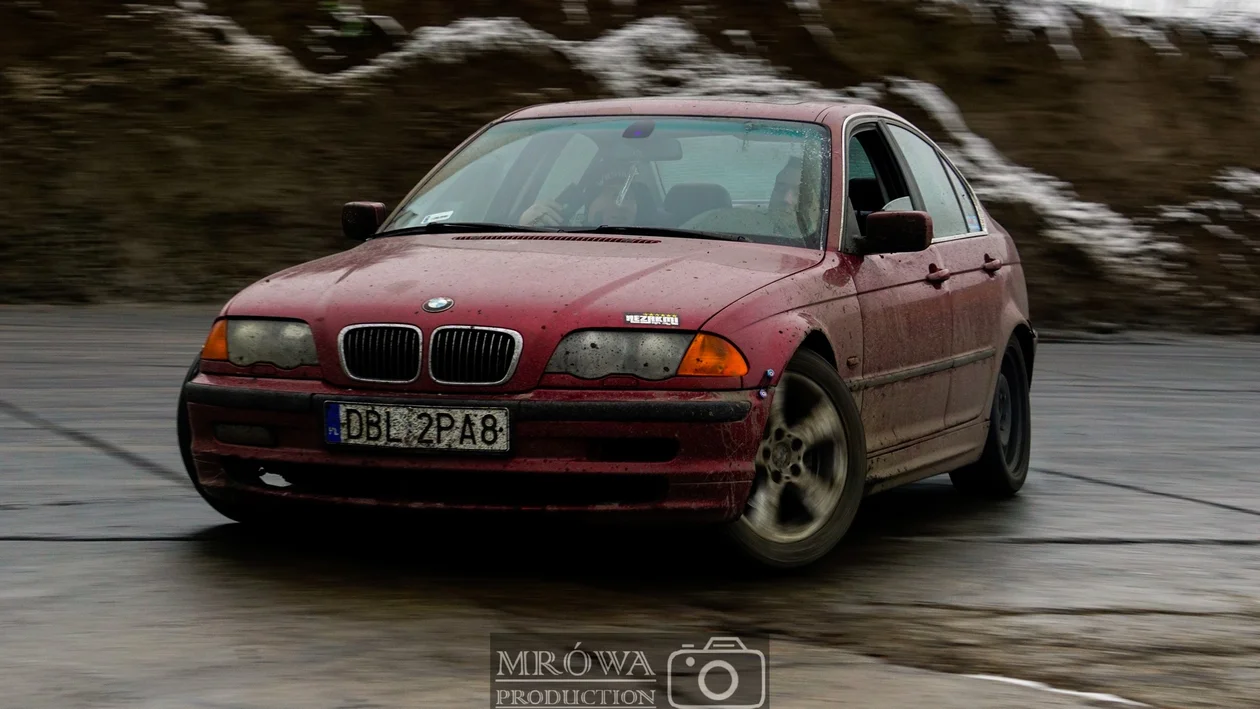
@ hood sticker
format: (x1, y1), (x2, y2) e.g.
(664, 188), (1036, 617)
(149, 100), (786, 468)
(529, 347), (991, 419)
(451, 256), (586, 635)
(625, 312), (680, 327)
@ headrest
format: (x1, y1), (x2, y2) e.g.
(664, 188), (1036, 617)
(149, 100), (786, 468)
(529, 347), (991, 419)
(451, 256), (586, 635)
(663, 183), (733, 222)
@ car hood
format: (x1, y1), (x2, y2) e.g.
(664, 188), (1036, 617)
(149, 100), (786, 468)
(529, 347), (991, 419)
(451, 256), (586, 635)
(225, 233), (822, 389)
(229, 234), (821, 327)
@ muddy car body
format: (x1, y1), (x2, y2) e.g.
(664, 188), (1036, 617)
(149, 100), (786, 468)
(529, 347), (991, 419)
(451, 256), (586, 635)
(179, 98), (1035, 567)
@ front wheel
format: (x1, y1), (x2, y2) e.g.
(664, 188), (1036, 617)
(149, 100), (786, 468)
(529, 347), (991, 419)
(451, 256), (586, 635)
(726, 349), (867, 569)
(949, 337), (1032, 498)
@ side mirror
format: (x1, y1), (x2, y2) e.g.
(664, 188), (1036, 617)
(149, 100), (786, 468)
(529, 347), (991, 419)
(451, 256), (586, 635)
(854, 210), (933, 255)
(342, 201), (388, 241)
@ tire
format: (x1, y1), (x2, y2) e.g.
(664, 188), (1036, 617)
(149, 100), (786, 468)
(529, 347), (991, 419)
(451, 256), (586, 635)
(949, 337), (1032, 498)
(177, 356), (273, 525)
(726, 349), (867, 568)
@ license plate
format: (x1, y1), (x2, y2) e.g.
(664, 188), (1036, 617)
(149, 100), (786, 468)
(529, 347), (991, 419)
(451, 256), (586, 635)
(324, 402), (510, 452)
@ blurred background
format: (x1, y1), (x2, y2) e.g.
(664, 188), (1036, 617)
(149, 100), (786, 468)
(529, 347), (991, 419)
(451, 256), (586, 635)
(4, 3), (1260, 708)
(3, 0), (1258, 332)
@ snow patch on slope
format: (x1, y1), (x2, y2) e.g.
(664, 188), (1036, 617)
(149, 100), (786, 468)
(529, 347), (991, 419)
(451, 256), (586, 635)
(1149, 170), (1260, 255)
(1217, 168), (1260, 195)
(787, 0), (841, 46)
(1001, 2), (1087, 59)
(1080, 0), (1260, 26)
(569, 17), (882, 101)
(924, 0), (1260, 55)
(156, 4), (1184, 283)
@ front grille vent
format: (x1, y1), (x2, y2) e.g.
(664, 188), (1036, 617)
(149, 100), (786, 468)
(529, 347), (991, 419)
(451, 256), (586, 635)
(340, 325), (422, 383)
(429, 327), (520, 385)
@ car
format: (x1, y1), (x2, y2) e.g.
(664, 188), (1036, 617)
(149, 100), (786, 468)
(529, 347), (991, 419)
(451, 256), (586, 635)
(177, 97), (1035, 568)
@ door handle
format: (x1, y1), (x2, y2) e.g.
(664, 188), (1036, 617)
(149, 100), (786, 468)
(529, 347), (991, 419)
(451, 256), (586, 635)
(926, 264), (951, 284)
(983, 254), (1003, 273)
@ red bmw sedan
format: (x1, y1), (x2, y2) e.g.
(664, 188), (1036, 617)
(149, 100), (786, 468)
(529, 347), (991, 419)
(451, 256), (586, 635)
(178, 98), (1035, 567)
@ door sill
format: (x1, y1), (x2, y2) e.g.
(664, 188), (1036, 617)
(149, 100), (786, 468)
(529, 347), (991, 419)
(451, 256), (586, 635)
(863, 419), (988, 495)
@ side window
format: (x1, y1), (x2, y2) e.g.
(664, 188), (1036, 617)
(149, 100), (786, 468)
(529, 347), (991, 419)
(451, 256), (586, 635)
(944, 160), (983, 233)
(845, 128), (912, 237)
(848, 136), (876, 180)
(887, 125), (968, 239)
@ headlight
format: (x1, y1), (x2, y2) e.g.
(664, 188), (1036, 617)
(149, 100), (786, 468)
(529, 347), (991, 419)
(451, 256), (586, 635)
(545, 331), (747, 380)
(546, 331), (693, 380)
(201, 318), (319, 369)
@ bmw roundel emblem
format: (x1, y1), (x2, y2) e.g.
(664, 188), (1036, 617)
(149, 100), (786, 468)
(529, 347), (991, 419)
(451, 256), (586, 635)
(423, 296), (454, 313)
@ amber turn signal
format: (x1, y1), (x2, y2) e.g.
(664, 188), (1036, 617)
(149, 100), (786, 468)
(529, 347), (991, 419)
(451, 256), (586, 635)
(201, 319), (229, 361)
(677, 333), (749, 377)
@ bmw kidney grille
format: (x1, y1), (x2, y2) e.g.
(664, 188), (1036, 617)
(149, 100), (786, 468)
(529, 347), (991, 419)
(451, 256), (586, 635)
(339, 325), (423, 383)
(429, 327), (521, 386)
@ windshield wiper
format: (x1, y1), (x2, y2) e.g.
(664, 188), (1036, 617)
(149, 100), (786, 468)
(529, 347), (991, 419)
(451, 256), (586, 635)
(374, 222), (549, 238)
(561, 225), (748, 242)
(374, 222), (750, 243)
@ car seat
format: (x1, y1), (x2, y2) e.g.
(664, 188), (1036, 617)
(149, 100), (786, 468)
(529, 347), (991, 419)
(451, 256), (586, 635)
(625, 182), (667, 226)
(663, 183), (733, 226)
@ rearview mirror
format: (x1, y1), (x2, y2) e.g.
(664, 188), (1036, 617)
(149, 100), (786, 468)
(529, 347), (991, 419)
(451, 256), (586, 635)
(854, 210), (933, 255)
(342, 201), (388, 241)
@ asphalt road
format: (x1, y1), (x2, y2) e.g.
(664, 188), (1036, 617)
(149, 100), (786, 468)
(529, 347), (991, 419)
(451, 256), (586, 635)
(1, 307), (1258, 709)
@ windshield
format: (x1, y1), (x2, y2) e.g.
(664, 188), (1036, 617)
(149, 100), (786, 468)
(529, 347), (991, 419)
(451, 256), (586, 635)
(384, 116), (830, 248)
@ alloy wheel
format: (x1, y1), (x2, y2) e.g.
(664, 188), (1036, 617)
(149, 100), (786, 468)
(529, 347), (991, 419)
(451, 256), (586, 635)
(741, 371), (848, 544)
(995, 352), (1026, 469)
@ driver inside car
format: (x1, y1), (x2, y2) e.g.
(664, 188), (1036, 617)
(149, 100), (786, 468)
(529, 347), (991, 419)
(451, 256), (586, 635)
(769, 156), (802, 214)
(519, 169), (640, 229)
(765, 156), (808, 241)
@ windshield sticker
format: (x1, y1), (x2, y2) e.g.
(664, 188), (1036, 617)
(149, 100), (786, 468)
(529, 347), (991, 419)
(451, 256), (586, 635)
(966, 215), (981, 232)
(625, 312), (680, 327)
(420, 210), (454, 226)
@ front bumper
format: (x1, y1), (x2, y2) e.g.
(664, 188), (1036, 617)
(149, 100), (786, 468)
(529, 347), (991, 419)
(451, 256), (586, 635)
(184, 375), (767, 521)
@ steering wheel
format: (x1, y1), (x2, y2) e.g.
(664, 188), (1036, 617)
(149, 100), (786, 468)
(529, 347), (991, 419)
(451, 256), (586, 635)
(551, 181), (589, 223)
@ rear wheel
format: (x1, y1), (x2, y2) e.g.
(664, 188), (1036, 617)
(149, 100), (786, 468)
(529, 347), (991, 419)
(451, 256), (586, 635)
(177, 356), (274, 525)
(949, 338), (1031, 498)
(726, 349), (867, 568)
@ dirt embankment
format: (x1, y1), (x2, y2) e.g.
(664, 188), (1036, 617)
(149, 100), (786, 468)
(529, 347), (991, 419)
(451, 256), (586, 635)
(2, 0), (1258, 331)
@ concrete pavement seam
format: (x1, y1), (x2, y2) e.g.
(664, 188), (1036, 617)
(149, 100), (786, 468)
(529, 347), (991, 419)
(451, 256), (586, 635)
(882, 536), (1260, 545)
(0, 398), (185, 486)
(1035, 467), (1260, 518)
(812, 602), (1259, 618)
(0, 495), (185, 511)
(0, 536), (202, 541)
